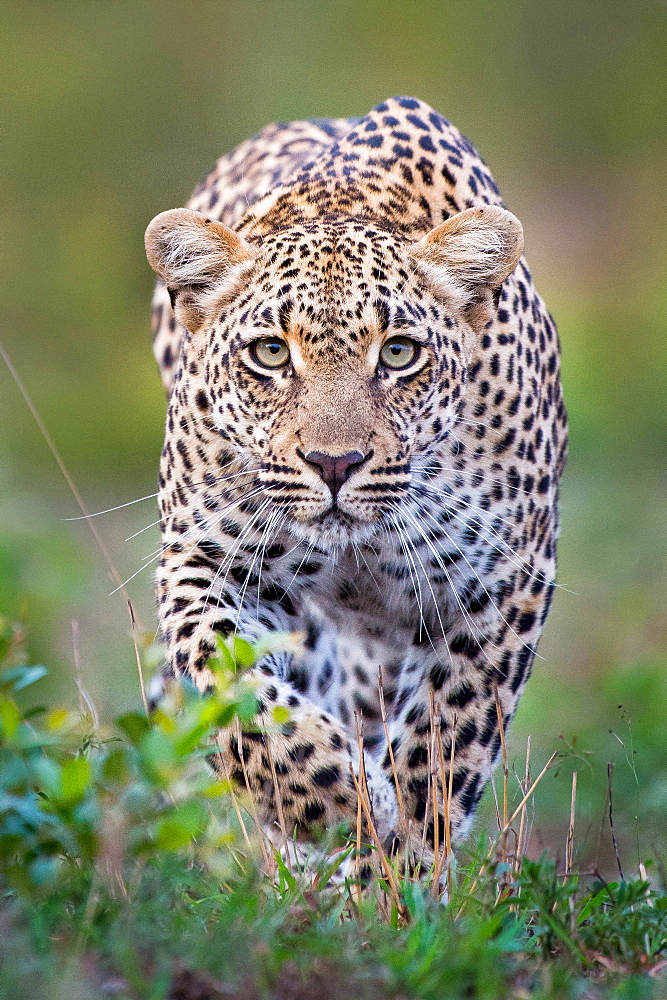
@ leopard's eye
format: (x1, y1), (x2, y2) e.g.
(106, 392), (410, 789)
(379, 336), (418, 370)
(250, 337), (291, 369)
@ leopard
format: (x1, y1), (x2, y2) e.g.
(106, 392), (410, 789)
(144, 96), (567, 867)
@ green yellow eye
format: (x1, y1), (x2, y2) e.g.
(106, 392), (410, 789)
(379, 336), (418, 370)
(250, 337), (291, 369)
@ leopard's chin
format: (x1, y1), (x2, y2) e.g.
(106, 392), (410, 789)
(288, 507), (381, 552)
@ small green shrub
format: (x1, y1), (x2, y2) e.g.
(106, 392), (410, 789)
(0, 616), (666, 999)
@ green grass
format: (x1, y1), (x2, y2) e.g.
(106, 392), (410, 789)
(1, 619), (666, 1000)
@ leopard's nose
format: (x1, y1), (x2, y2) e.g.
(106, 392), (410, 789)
(301, 449), (370, 500)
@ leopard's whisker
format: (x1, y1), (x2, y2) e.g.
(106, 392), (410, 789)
(403, 498), (531, 670)
(385, 508), (431, 654)
(63, 491), (159, 520)
(125, 470), (264, 542)
(352, 540), (384, 599)
(409, 480), (561, 590)
(280, 538), (317, 600)
(411, 479), (527, 533)
(392, 507), (454, 667)
(412, 484), (563, 581)
(123, 483), (274, 602)
(233, 505), (281, 634)
(398, 502), (491, 662)
(253, 508), (288, 620)
(189, 494), (279, 668)
(232, 498), (288, 632)
(412, 462), (540, 499)
(413, 500), (541, 660)
(141, 483), (270, 567)
(450, 416), (503, 436)
(108, 557), (161, 596)
(432, 498), (552, 597)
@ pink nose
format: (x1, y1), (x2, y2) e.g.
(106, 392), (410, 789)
(301, 450), (369, 500)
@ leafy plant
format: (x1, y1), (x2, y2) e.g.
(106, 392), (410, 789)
(0, 620), (666, 999)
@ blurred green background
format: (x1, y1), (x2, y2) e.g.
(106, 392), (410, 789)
(1, 0), (666, 874)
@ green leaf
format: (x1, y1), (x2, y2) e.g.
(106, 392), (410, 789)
(33, 756), (63, 799)
(141, 728), (178, 784)
(46, 707), (70, 731)
(0, 698), (22, 740)
(175, 722), (210, 756)
(0, 619), (15, 663)
(275, 851), (297, 893)
(102, 748), (131, 784)
(59, 756), (92, 805)
(28, 856), (59, 887)
(576, 886), (609, 925)
(117, 712), (151, 746)
(236, 689), (260, 723)
(155, 801), (207, 850)
(1, 665), (48, 691)
(200, 700), (237, 728)
(231, 637), (255, 669)
(212, 639), (235, 673)
(203, 779), (233, 798)
(0, 790), (56, 829)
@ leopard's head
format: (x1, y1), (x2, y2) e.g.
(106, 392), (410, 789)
(145, 206), (522, 550)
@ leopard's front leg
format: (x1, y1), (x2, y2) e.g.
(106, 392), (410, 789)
(157, 538), (397, 841)
(382, 579), (553, 863)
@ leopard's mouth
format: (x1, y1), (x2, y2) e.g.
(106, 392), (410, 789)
(312, 506), (357, 528)
(287, 503), (382, 552)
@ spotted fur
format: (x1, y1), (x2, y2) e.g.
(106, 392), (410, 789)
(145, 97), (567, 858)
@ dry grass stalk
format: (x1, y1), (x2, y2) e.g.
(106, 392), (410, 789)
(354, 782), (363, 905)
(72, 618), (100, 729)
(503, 751), (558, 838)
(353, 711), (368, 900)
(377, 668), (406, 832)
(488, 756), (502, 833)
(431, 721), (447, 893)
(403, 819), (414, 884)
(445, 722), (456, 892)
(639, 861), (653, 907)
(353, 711), (369, 803)
(565, 769), (579, 935)
(433, 716), (456, 895)
(494, 687), (509, 866)
(0, 340), (145, 629)
(607, 761), (624, 880)
(213, 736), (253, 852)
(515, 736), (531, 872)
(265, 735), (293, 866)
(127, 600), (149, 716)
(428, 695), (441, 877)
(347, 764), (402, 913)
(418, 719), (433, 875)
(462, 749), (559, 908)
(566, 770), (578, 876)
(96, 806), (130, 900)
(232, 725), (274, 877)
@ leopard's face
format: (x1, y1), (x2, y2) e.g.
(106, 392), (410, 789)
(196, 220), (475, 550)
(146, 205), (523, 551)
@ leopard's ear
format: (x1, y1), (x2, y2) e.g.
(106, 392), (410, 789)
(410, 206), (524, 328)
(145, 209), (257, 333)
